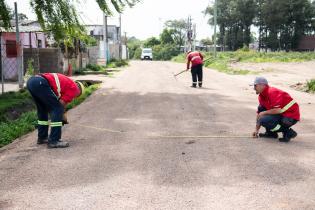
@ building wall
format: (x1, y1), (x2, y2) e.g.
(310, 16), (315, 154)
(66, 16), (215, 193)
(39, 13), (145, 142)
(1, 32), (47, 80)
(22, 32), (46, 48)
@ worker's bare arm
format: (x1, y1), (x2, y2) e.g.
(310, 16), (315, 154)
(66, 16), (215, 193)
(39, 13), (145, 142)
(252, 124), (261, 138)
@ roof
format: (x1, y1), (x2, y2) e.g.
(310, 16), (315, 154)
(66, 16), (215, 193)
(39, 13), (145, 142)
(85, 24), (119, 28)
(1, 20), (44, 32)
(0, 25), (44, 33)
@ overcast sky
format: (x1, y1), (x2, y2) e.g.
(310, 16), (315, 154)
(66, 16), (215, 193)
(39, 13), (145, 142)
(6, 0), (214, 40)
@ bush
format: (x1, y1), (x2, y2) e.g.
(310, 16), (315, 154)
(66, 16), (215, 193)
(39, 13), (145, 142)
(306, 79), (315, 93)
(133, 48), (142, 59)
(152, 44), (180, 60)
(86, 64), (104, 72)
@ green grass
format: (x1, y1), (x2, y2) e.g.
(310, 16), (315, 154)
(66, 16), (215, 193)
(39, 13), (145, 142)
(76, 60), (129, 75)
(172, 50), (315, 75)
(0, 111), (37, 147)
(66, 84), (100, 110)
(107, 59), (129, 68)
(0, 84), (100, 148)
(306, 79), (315, 93)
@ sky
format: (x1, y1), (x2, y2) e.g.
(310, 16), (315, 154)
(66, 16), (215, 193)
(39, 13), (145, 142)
(6, 0), (214, 40)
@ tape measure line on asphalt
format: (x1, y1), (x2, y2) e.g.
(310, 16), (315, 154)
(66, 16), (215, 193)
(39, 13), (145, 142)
(72, 124), (124, 133)
(71, 124), (315, 139)
(71, 124), (252, 138)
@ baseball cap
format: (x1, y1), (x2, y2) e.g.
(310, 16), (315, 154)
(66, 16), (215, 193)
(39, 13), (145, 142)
(250, 77), (268, 86)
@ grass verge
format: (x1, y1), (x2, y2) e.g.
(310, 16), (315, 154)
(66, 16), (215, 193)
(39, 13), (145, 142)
(76, 60), (129, 75)
(172, 50), (315, 75)
(0, 84), (100, 148)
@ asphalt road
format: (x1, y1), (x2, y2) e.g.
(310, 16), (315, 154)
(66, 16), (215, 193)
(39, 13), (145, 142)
(1, 61), (315, 210)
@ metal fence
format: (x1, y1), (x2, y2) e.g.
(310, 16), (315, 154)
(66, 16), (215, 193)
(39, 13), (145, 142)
(0, 37), (24, 94)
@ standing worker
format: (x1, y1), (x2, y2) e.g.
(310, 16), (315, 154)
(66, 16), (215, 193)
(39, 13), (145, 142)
(252, 77), (300, 142)
(27, 73), (84, 148)
(186, 51), (204, 88)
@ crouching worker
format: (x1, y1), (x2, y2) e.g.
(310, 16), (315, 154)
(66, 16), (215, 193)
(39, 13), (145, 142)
(27, 73), (84, 148)
(252, 77), (300, 142)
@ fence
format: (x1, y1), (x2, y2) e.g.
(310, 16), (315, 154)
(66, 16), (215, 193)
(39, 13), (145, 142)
(0, 36), (24, 94)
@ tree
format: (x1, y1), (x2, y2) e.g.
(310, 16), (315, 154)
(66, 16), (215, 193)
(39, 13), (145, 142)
(200, 38), (213, 46)
(0, 0), (140, 45)
(205, 0), (315, 51)
(164, 19), (188, 47)
(160, 29), (175, 45)
(143, 37), (161, 47)
(127, 36), (142, 59)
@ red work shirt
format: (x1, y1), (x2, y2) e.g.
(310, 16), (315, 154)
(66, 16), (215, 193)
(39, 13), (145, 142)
(187, 51), (204, 69)
(258, 86), (300, 121)
(40, 73), (80, 104)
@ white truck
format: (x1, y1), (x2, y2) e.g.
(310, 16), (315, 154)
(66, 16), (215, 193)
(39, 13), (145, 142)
(141, 48), (153, 60)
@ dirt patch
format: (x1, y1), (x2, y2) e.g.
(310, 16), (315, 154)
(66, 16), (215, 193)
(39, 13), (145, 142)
(76, 80), (102, 86)
(230, 61), (315, 76)
(2, 100), (35, 121)
(290, 82), (308, 92)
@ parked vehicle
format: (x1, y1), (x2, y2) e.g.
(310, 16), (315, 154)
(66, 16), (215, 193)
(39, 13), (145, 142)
(141, 48), (153, 60)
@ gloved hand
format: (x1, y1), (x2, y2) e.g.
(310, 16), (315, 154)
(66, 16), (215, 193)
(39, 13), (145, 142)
(62, 112), (69, 125)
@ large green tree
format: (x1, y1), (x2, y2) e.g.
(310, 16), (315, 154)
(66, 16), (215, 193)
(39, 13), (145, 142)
(160, 28), (175, 45)
(205, 0), (315, 51)
(164, 19), (188, 47)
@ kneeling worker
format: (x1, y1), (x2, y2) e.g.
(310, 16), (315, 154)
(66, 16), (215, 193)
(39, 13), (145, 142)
(27, 73), (84, 148)
(252, 77), (300, 142)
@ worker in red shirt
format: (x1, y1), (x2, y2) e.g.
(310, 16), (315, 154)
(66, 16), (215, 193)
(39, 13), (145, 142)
(186, 51), (204, 88)
(27, 73), (84, 148)
(252, 77), (300, 142)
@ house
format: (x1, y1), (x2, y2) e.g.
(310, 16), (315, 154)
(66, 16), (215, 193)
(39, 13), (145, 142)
(298, 36), (315, 51)
(85, 24), (128, 62)
(0, 21), (47, 80)
(86, 24), (120, 44)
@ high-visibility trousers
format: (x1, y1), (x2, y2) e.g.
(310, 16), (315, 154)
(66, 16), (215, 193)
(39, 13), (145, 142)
(191, 64), (203, 87)
(257, 105), (297, 133)
(27, 76), (64, 143)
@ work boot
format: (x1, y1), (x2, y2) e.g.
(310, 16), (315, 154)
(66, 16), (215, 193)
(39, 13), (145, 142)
(279, 128), (297, 142)
(199, 82), (202, 88)
(37, 137), (48, 145)
(191, 85), (196, 88)
(259, 132), (278, 139)
(47, 140), (69, 149)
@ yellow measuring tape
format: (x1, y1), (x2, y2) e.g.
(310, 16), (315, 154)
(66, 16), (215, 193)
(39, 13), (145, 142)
(71, 124), (251, 138)
(72, 124), (124, 133)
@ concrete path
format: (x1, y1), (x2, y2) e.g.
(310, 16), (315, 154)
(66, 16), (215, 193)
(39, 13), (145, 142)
(1, 61), (315, 210)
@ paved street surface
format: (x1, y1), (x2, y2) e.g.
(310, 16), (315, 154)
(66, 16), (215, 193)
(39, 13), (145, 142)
(1, 61), (315, 209)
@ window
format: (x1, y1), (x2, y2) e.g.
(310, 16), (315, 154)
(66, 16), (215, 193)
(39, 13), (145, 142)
(6, 40), (17, 58)
(37, 40), (42, 48)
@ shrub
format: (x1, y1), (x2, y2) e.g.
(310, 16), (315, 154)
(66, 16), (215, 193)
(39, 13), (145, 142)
(306, 79), (315, 93)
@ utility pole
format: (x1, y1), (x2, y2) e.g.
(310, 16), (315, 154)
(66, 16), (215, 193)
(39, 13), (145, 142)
(124, 32), (128, 59)
(193, 24), (196, 51)
(214, 0), (218, 58)
(15, 2), (23, 88)
(1, 32), (3, 94)
(187, 16), (193, 52)
(103, 13), (108, 65)
(119, 14), (122, 59)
